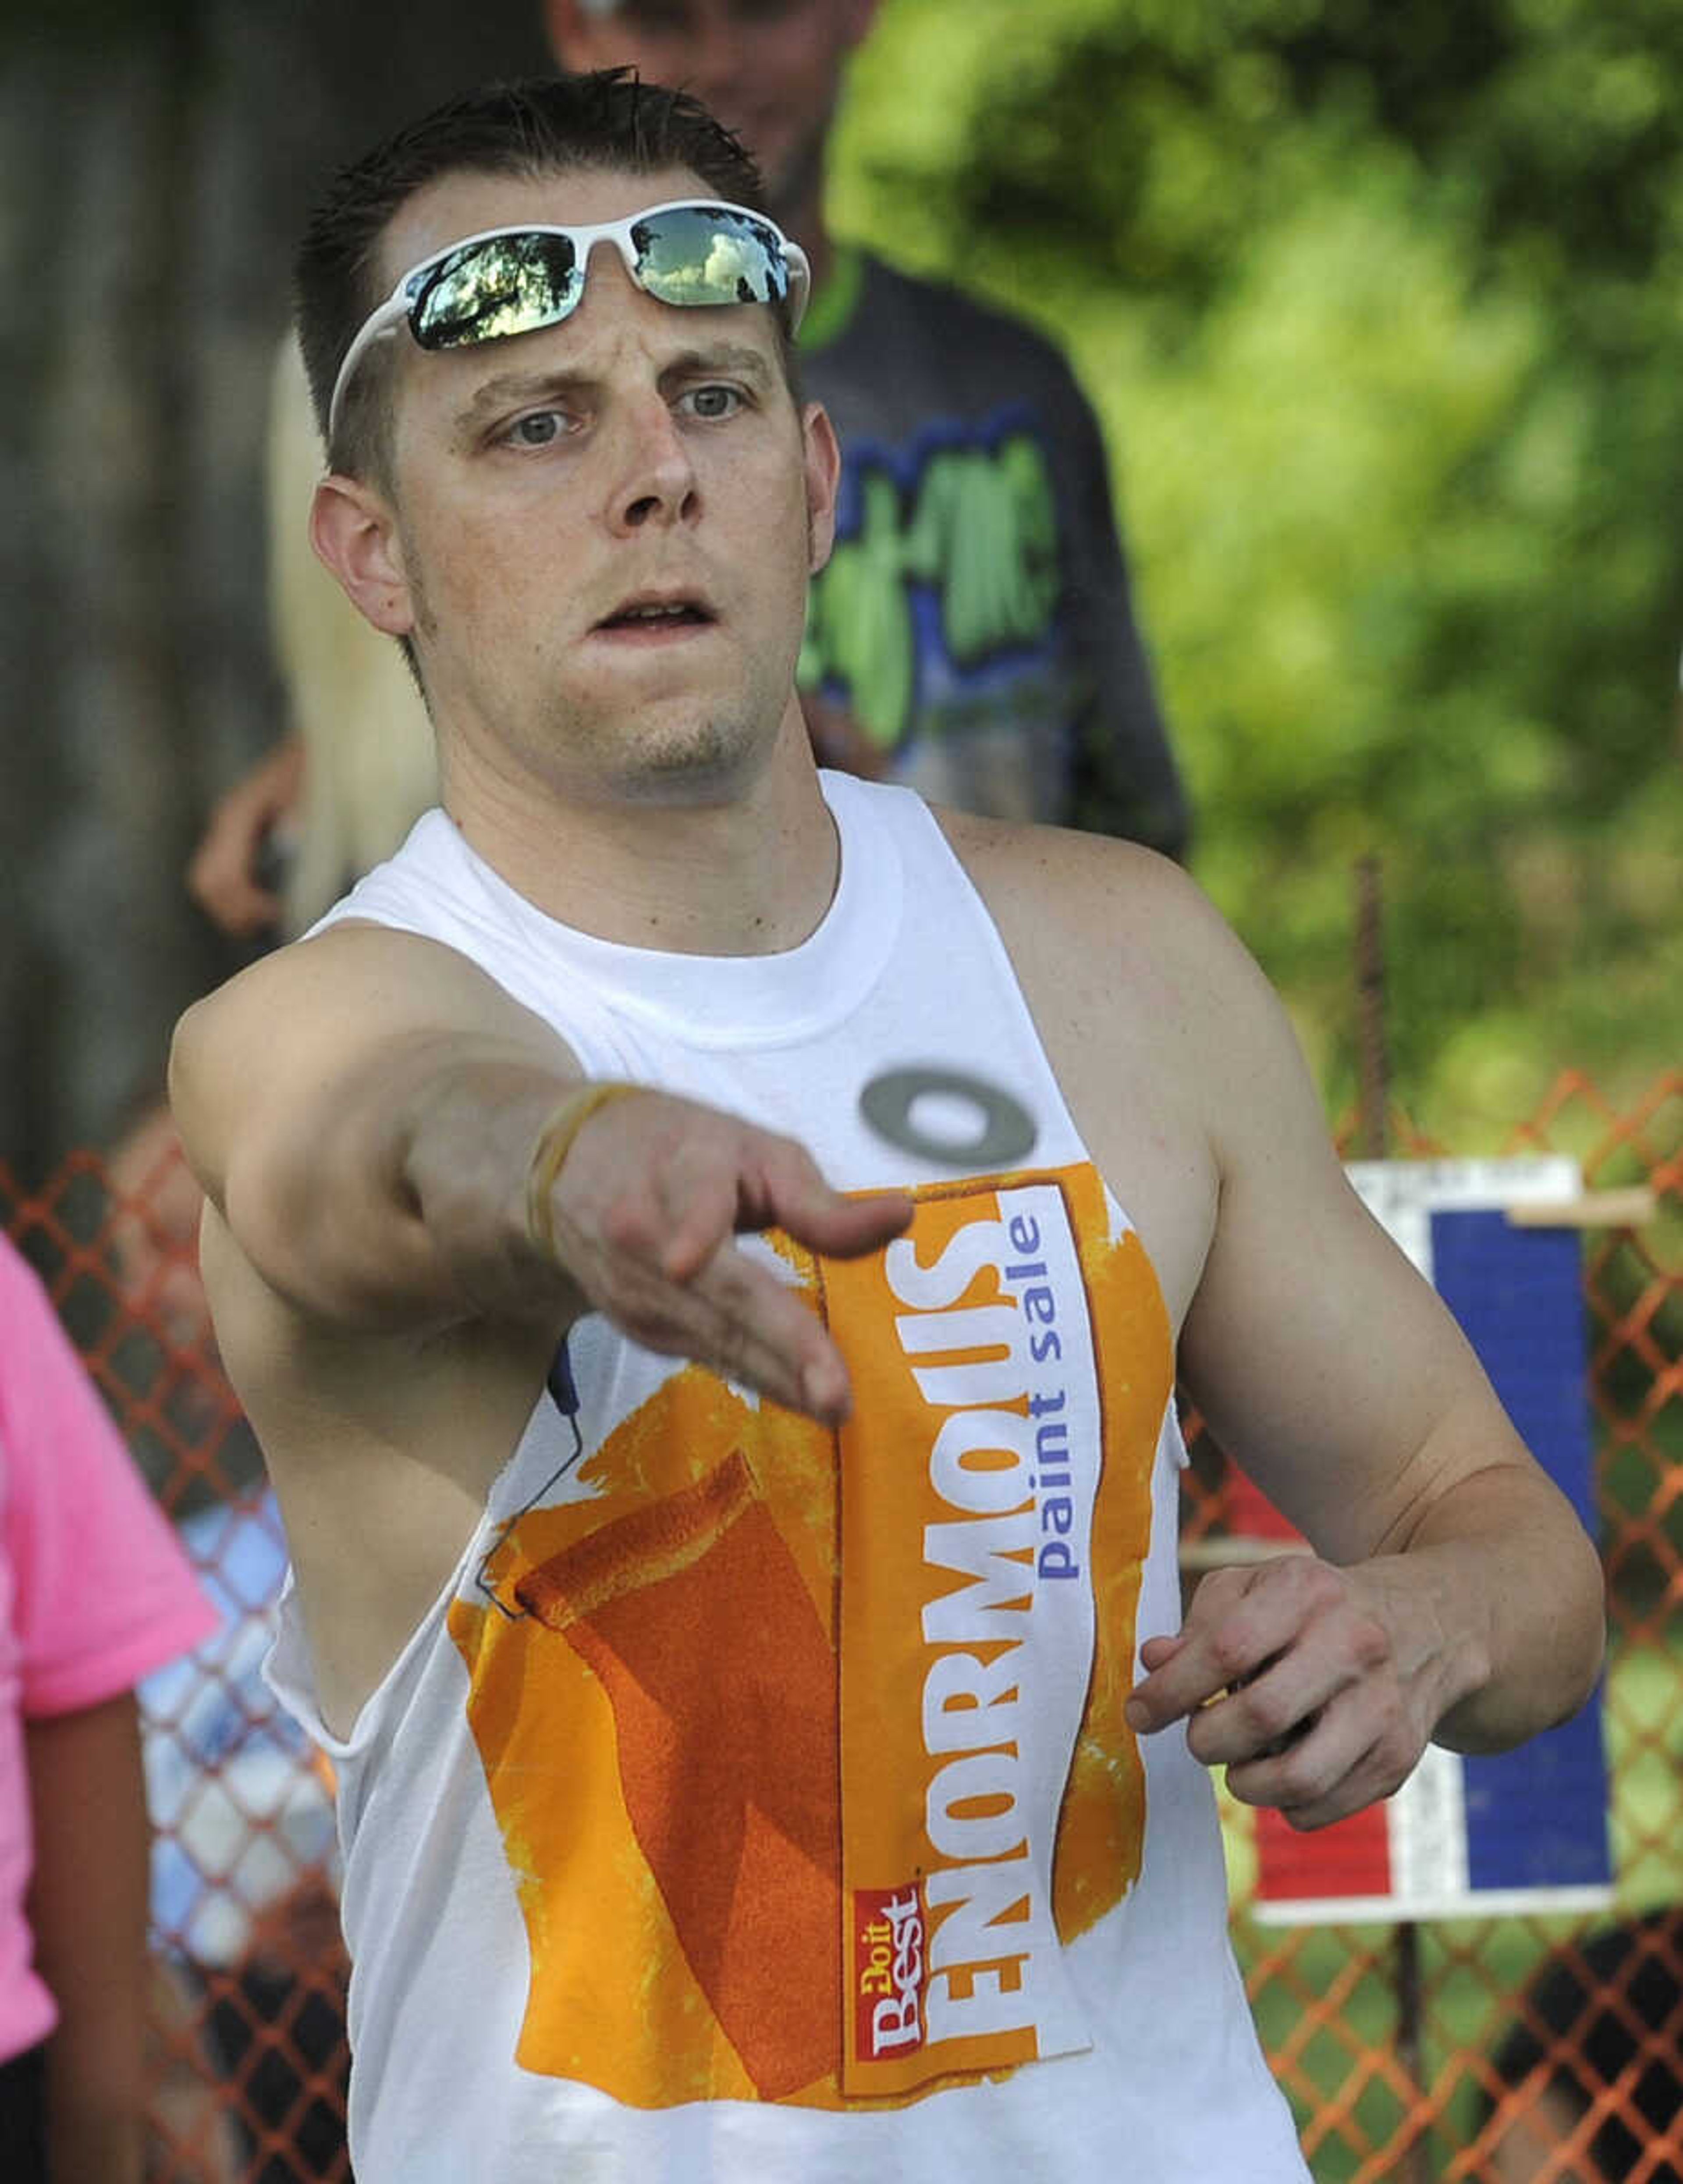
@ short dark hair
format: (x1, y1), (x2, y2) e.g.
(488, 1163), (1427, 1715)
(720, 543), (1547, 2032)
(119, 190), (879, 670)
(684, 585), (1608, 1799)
(295, 70), (794, 480)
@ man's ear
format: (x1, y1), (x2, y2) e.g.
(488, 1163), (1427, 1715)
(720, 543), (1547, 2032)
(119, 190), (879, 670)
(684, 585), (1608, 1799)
(801, 402), (842, 576)
(309, 475), (415, 637)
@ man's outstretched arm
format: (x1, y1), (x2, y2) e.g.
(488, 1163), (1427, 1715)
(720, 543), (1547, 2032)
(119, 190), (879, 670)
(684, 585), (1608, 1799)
(169, 922), (909, 1423)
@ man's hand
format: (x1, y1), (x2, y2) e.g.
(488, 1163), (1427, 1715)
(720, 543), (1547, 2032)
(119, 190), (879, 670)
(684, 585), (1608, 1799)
(187, 733), (305, 937)
(534, 1088), (912, 1426)
(1125, 1554), (1465, 1832)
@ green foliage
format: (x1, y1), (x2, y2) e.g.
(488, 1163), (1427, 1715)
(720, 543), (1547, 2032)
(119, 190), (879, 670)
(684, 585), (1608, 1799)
(835, 0), (1683, 1140)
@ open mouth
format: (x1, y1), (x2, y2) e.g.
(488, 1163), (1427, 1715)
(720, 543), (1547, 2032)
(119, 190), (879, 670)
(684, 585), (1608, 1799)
(594, 594), (717, 637)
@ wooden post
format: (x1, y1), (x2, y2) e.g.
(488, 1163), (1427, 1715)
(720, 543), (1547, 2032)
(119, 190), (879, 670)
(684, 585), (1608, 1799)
(1355, 853), (1390, 1163)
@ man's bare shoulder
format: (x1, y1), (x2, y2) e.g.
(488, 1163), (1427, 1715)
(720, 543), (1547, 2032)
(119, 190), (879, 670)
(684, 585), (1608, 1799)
(169, 920), (573, 1204)
(931, 805), (1273, 1064)
(929, 807), (1285, 1327)
(175, 918), (536, 1065)
(937, 802), (1216, 929)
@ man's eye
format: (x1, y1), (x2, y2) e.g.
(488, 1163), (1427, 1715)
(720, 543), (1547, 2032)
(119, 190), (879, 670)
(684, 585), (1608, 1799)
(504, 411), (565, 448)
(682, 385), (743, 420)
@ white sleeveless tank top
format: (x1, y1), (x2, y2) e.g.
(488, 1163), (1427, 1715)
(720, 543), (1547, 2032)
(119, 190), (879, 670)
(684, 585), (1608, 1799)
(267, 772), (1308, 2182)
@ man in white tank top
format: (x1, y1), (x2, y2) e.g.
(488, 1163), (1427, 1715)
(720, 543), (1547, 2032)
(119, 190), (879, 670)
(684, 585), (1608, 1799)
(169, 73), (1605, 2184)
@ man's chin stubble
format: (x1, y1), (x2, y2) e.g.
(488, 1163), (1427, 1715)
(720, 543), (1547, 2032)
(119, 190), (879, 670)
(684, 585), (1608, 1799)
(596, 713), (770, 807)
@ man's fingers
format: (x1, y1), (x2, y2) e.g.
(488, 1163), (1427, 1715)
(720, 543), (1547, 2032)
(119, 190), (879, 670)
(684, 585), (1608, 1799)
(1129, 1554), (1428, 1830)
(655, 1163), (742, 1284)
(540, 1092), (913, 1423)
(807, 1187), (915, 1257)
(565, 1101), (911, 1283)
(576, 1211), (854, 1426)
(664, 1155), (908, 1281)
(1126, 1597), (1270, 1731)
(1125, 1558), (1343, 1733)
(1224, 1687), (1414, 1831)
(1183, 1647), (1332, 1769)
(671, 1238), (854, 1424)
(1125, 1635), (1186, 1726)
(753, 1137), (912, 1258)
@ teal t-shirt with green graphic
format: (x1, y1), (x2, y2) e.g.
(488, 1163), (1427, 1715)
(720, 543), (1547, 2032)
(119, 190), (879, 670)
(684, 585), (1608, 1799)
(798, 251), (1188, 859)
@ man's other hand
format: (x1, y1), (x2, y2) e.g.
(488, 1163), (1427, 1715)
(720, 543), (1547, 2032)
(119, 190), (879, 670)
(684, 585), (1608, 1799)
(1125, 1553), (1452, 1832)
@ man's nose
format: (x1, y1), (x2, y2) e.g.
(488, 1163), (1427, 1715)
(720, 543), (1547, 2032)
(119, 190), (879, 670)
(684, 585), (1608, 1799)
(606, 394), (700, 535)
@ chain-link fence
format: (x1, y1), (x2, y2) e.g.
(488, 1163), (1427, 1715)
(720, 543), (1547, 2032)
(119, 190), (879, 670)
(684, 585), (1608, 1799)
(3, 1067), (1677, 2180)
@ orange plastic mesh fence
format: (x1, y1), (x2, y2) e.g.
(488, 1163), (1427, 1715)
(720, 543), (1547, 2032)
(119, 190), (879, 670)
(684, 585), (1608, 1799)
(1, 1067), (1676, 2182)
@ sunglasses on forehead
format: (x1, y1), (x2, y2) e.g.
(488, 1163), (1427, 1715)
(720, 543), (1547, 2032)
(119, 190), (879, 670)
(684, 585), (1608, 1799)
(327, 197), (810, 446)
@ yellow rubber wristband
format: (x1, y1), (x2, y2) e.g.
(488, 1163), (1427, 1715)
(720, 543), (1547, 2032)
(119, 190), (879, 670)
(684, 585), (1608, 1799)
(525, 1081), (643, 1255)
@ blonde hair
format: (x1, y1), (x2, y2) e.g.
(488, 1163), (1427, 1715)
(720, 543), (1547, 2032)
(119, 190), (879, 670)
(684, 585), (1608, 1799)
(267, 335), (439, 934)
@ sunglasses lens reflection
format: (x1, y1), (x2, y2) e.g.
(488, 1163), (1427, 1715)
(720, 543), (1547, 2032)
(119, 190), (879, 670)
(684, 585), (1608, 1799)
(406, 212), (790, 357)
(414, 233), (582, 351)
(633, 207), (788, 309)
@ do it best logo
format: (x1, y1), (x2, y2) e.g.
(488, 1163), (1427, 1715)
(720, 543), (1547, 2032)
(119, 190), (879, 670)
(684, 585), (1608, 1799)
(855, 1885), (927, 2063)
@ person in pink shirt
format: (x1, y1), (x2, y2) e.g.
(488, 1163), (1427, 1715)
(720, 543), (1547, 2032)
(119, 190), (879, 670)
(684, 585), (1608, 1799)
(0, 1232), (215, 2184)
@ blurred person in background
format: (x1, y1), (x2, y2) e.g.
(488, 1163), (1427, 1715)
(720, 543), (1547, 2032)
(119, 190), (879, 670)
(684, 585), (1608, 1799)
(1473, 1911), (1682, 2183)
(549, 0), (1185, 839)
(186, 0), (1187, 945)
(0, 1233), (215, 2184)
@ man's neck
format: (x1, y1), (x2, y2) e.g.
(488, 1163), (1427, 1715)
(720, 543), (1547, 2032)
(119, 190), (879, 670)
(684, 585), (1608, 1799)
(438, 715), (841, 958)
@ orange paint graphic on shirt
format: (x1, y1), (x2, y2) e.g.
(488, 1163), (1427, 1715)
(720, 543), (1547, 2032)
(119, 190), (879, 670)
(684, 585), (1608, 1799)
(514, 1450), (839, 2100)
(447, 1162), (1171, 2112)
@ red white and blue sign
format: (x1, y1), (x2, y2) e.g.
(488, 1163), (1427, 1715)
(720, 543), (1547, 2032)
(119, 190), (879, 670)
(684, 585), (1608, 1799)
(1248, 1158), (1614, 1925)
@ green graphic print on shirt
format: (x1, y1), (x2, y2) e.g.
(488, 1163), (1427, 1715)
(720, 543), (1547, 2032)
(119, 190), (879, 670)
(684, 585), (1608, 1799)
(798, 410), (1063, 757)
